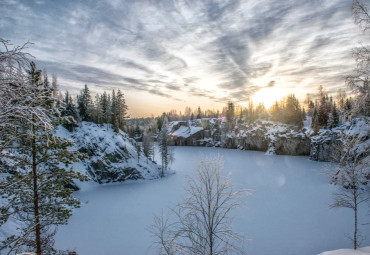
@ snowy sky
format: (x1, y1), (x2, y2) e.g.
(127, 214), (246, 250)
(1, 0), (367, 117)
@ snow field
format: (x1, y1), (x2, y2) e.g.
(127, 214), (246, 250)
(55, 147), (370, 255)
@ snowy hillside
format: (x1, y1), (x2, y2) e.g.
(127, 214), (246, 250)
(56, 122), (161, 183)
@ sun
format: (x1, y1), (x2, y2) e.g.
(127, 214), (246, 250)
(251, 87), (287, 109)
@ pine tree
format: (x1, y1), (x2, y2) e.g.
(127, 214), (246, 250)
(136, 143), (142, 163)
(1, 62), (87, 254)
(311, 106), (319, 133)
(61, 91), (79, 131)
(77, 84), (93, 121)
(317, 85), (329, 127)
(100, 91), (111, 124)
(116, 90), (128, 130)
(226, 102), (235, 130)
(158, 117), (173, 176)
(196, 106), (202, 119)
(142, 131), (154, 163)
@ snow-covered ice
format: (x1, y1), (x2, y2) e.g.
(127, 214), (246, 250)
(54, 147), (370, 255)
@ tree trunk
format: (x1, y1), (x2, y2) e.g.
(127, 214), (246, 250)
(354, 200), (357, 250)
(32, 137), (42, 255)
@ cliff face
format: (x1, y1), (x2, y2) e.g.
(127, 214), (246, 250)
(167, 117), (369, 161)
(168, 119), (311, 156)
(226, 121), (311, 156)
(310, 117), (369, 162)
(56, 122), (161, 183)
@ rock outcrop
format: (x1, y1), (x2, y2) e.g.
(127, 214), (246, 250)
(56, 122), (161, 183)
(310, 117), (369, 162)
(167, 117), (369, 161)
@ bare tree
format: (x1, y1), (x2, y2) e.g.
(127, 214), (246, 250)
(150, 155), (248, 255)
(346, 0), (370, 117)
(330, 130), (370, 249)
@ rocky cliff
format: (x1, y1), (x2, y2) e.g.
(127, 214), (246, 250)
(167, 117), (369, 161)
(56, 122), (161, 183)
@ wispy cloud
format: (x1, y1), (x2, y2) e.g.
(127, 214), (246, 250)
(1, 0), (367, 113)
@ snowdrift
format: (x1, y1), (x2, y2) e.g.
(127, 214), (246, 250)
(56, 122), (161, 183)
(318, 247), (370, 255)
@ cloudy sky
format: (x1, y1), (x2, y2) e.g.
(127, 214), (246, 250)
(1, 0), (367, 117)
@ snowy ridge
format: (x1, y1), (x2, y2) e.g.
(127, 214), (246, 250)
(56, 122), (161, 183)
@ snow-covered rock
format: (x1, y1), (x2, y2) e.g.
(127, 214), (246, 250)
(318, 246), (370, 255)
(232, 120), (310, 156)
(167, 117), (369, 161)
(56, 122), (161, 184)
(168, 119), (311, 156)
(310, 117), (369, 162)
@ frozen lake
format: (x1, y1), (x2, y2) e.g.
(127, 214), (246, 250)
(55, 147), (370, 254)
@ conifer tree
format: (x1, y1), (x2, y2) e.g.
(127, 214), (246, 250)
(317, 85), (329, 127)
(1, 62), (87, 255)
(142, 131), (154, 163)
(77, 84), (93, 121)
(116, 89), (128, 130)
(158, 117), (173, 176)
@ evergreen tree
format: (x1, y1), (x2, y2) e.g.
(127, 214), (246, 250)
(226, 102), (235, 130)
(116, 90), (128, 130)
(61, 91), (79, 131)
(136, 143), (142, 163)
(77, 84), (93, 121)
(142, 131), (154, 163)
(1, 62), (87, 255)
(283, 94), (303, 127)
(311, 106), (319, 133)
(158, 117), (173, 176)
(100, 91), (111, 124)
(93, 93), (103, 124)
(317, 85), (329, 127)
(196, 106), (202, 119)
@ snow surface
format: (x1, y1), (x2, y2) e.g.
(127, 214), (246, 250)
(319, 247), (370, 255)
(54, 147), (370, 255)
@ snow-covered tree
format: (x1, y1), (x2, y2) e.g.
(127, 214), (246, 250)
(61, 91), (79, 131)
(77, 84), (93, 121)
(115, 89), (128, 130)
(330, 131), (370, 250)
(150, 155), (248, 255)
(142, 131), (154, 163)
(0, 56), (87, 254)
(346, 0), (370, 117)
(158, 117), (173, 177)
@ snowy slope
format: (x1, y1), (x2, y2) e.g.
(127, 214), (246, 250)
(56, 122), (161, 183)
(319, 247), (370, 255)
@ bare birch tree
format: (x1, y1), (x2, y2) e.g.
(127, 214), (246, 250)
(346, 0), (370, 117)
(150, 155), (248, 255)
(330, 130), (370, 249)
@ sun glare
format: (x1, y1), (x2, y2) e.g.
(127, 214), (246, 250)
(251, 87), (287, 109)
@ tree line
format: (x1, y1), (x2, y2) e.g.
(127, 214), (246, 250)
(62, 84), (128, 132)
